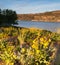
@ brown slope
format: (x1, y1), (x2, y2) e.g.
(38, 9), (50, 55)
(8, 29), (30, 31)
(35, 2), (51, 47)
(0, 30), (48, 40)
(17, 10), (60, 22)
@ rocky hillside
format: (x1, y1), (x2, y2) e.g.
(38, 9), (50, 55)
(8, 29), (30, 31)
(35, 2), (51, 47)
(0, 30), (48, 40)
(17, 10), (60, 22)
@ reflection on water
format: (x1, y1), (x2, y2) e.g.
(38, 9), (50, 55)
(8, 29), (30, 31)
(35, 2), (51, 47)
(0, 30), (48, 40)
(15, 20), (60, 33)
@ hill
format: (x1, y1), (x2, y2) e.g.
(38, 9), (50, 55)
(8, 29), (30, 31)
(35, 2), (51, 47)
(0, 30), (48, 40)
(17, 10), (60, 22)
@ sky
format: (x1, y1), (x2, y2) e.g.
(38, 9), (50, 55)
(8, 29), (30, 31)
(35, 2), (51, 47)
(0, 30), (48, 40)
(0, 0), (60, 14)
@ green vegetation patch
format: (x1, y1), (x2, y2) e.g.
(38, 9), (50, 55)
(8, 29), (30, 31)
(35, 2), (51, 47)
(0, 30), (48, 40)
(0, 27), (60, 65)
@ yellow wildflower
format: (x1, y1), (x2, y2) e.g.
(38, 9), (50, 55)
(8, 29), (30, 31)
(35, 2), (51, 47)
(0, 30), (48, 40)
(9, 63), (14, 65)
(40, 42), (44, 45)
(29, 51), (34, 55)
(36, 50), (40, 54)
(48, 39), (51, 42)
(40, 38), (44, 42)
(13, 55), (16, 59)
(43, 42), (49, 48)
(32, 43), (38, 49)
(21, 48), (25, 53)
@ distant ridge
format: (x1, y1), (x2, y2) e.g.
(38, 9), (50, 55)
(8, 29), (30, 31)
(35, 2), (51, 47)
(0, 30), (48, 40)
(17, 10), (60, 22)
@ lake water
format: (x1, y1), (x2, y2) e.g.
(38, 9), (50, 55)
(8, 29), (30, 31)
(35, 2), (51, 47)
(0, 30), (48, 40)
(15, 20), (60, 33)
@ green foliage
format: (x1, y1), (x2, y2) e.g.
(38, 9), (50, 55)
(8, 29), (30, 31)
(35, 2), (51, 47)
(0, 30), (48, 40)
(0, 27), (60, 65)
(52, 33), (60, 41)
(0, 41), (16, 65)
(0, 9), (17, 26)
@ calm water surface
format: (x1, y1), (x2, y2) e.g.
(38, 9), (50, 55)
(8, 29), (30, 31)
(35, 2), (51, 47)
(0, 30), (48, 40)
(15, 20), (60, 33)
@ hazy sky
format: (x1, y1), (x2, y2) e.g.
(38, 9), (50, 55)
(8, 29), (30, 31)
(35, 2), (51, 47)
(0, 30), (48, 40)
(0, 0), (60, 14)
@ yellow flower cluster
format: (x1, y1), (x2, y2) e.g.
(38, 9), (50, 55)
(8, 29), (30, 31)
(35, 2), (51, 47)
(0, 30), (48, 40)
(40, 37), (51, 48)
(0, 27), (59, 65)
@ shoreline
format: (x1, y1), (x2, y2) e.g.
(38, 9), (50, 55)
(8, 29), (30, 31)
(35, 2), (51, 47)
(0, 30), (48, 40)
(17, 19), (60, 22)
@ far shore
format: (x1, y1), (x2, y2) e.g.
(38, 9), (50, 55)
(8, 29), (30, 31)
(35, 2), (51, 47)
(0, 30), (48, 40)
(17, 10), (60, 22)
